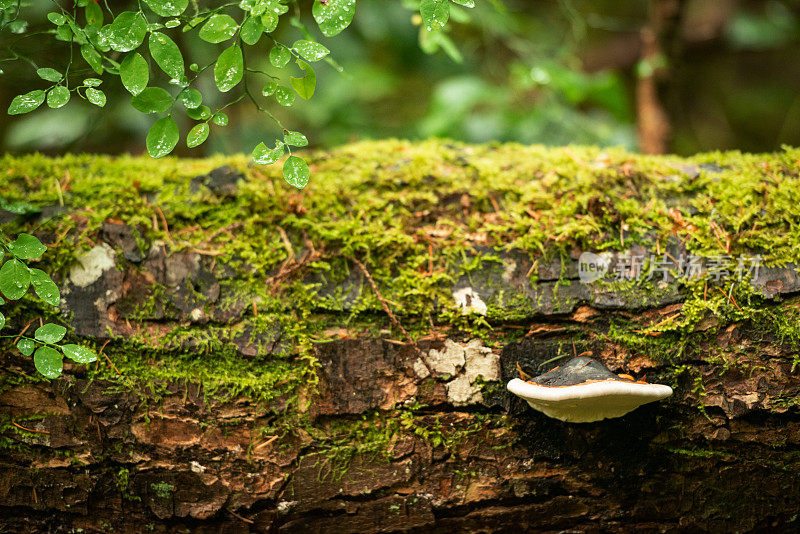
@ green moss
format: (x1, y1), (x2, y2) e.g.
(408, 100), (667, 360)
(4, 141), (800, 454)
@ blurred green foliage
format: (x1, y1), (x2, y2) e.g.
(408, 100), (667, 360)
(1, 0), (799, 157)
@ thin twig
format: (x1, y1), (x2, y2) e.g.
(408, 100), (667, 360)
(13, 319), (34, 346)
(227, 509), (254, 524)
(200, 221), (245, 246)
(717, 286), (742, 312)
(154, 205), (172, 243)
(99, 340), (121, 375)
(12, 421), (49, 434)
(351, 257), (432, 375)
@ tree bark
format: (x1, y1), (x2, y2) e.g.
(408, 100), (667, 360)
(1, 142), (800, 533)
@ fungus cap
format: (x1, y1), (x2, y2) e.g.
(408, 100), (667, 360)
(507, 357), (672, 423)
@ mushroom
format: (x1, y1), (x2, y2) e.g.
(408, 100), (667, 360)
(507, 356), (672, 423)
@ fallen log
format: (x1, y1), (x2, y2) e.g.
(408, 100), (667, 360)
(1, 141), (800, 532)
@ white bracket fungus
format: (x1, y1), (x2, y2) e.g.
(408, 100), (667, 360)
(507, 356), (672, 423)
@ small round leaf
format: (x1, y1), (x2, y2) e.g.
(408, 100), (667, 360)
(8, 233), (47, 259)
(149, 32), (185, 80)
(269, 44), (291, 68)
(35, 323), (67, 344)
(186, 122), (209, 148)
(292, 40), (330, 62)
(283, 155), (310, 189)
(36, 67), (62, 82)
(120, 52), (149, 95)
(30, 268), (60, 306)
(8, 90), (46, 115)
(252, 142), (284, 165)
(17, 338), (35, 357)
(86, 87), (106, 107)
(199, 14), (238, 43)
(146, 116), (179, 158)
(47, 86), (71, 108)
(131, 87), (173, 113)
(61, 344), (98, 364)
(283, 130), (308, 147)
(312, 0), (356, 37)
(0, 258), (31, 300)
(34, 346), (63, 379)
(214, 45), (243, 92)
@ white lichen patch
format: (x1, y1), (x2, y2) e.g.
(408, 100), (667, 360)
(446, 374), (483, 405)
(69, 243), (116, 287)
(413, 358), (431, 379)
(424, 339), (465, 377)
(463, 339), (500, 382)
(452, 287), (488, 316)
(418, 339), (501, 406)
(501, 258), (517, 283)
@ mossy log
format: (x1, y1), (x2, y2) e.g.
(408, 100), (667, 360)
(2, 141), (800, 533)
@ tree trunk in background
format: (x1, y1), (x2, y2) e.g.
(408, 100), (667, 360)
(1, 142), (800, 533)
(637, 0), (683, 154)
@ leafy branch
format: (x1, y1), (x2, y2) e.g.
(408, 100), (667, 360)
(1, 0), (474, 188)
(0, 231), (98, 379)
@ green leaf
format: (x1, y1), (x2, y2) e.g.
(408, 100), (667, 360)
(8, 90), (46, 115)
(47, 12), (67, 25)
(35, 323), (67, 344)
(199, 14), (238, 43)
(262, 81), (277, 96)
(283, 130), (308, 147)
(30, 268), (60, 306)
(144, 0), (188, 17)
(312, 0), (356, 37)
(186, 122), (209, 148)
(61, 344), (98, 364)
(252, 142), (284, 165)
(17, 338), (34, 357)
(283, 156), (310, 189)
(240, 16), (263, 45)
(146, 116), (179, 158)
(269, 44), (291, 68)
(120, 52), (149, 95)
(149, 32), (185, 80)
(131, 87), (173, 113)
(85, 1), (103, 27)
(55, 24), (74, 42)
(450, 0), (474, 5)
(212, 112), (228, 126)
(36, 68), (62, 82)
(83, 78), (102, 87)
(292, 40), (329, 62)
(186, 105), (211, 120)
(261, 11), (279, 32)
(177, 88), (202, 108)
(8, 233), (47, 259)
(0, 259), (30, 300)
(420, 0), (449, 31)
(47, 86), (70, 108)
(81, 44), (103, 74)
(290, 60), (316, 99)
(85, 87), (106, 107)
(0, 311), (4, 330)
(107, 11), (148, 52)
(214, 44), (243, 92)
(34, 346), (62, 379)
(274, 85), (295, 107)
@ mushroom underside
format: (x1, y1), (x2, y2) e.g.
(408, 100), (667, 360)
(507, 378), (673, 423)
